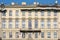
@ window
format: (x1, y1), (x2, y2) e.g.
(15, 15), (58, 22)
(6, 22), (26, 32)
(41, 11), (44, 16)
(47, 10), (51, 16)
(15, 10), (19, 16)
(47, 32), (51, 38)
(54, 32), (57, 38)
(54, 10), (57, 16)
(41, 19), (44, 28)
(28, 20), (32, 29)
(9, 10), (12, 16)
(53, 19), (57, 28)
(2, 12), (6, 16)
(41, 32), (44, 38)
(28, 33), (32, 38)
(9, 32), (12, 38)
(2, 32), (6, 38)
(47, 19), (51, 28)
(22, 33), (25, 38)
(22, 11), (25, 16)
(35, 33), (38, 38)
(2, 19), (6, 28)
(9, 19), (12, 29)
(15, 32), (19, 38)
(22, 20), (25, 28)
(28, 11), (31, 16)
(15, 19), (19, 28)
(35, 12), (38, 16)
(35, 20), (38, 28)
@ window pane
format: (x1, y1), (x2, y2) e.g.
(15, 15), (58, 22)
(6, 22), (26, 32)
(35, 20), (38, 28)
(35, 33), (38, 38)
(9, 10), (12, 16)
(2, 19), (6, 28)
(28, 33), (32, 38)
(47, 10), (51, 16)
(28, 11), (31, 16)
(15, 20), (19, 28)
(54, 10), (57, 16)
(16, 10), (19, 16)
(47, 32), (51, 38)
(28, 20), (32, 29)
(9, 19), (12, 29)
(22, 11), (25, 16)
(53, 19), (57, 28)
(35, 12), (38, 16)
(22, 20), (25, 28)
(22, 33), (25, 38)
(54, 32), (57, 38)
(47, 19), (51, 28)
(2, 32), (6, 38)
(15, 32), (19, 38)
(2, 12), (6, 16)
(41, 20), (44, 28)
(41, 11), (44, 16)
(9, 32), (12, 38)
(41, 32), (44, 38)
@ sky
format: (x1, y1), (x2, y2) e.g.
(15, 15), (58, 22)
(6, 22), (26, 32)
(0, 0), (60, 5)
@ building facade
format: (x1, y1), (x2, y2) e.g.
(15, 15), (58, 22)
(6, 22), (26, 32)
(0, 2), (60, 40)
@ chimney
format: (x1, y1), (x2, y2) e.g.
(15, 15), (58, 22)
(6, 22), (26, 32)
(55, 0), (58, 5)
(11, 2), (15, 5)
(34, 2), (39, 5)
(34, 2), (37, 5)
(22, 2), (26, 6)
(37, 2), (39, 5)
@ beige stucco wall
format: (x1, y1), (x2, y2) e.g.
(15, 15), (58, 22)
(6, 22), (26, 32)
(0, 7), (60, 40)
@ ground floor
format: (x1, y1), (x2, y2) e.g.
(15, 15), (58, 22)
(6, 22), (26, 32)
(2, 39), (59, 40)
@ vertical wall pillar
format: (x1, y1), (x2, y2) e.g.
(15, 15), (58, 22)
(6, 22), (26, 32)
(58, 11), (60, 40)
(0, 12), (2, 40)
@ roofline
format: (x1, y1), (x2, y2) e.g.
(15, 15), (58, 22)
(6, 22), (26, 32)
(0, 4), (60, 8)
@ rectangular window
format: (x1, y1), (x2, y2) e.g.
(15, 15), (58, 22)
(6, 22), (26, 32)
(47, 32), (51, 38)
(9, 10), (12, 16)
(22, 20), (25, 28)
(35, 33), (38, 38)
(41, 11), (44, 16)
(15, 10), (19, 16)
(54, 32), (57, 38)
(9, 19), (12, 29)
(2, 19), (6, 29)
(22, 11), (25, 16)
(35, 20), (38, 28)
(9, 32), (12, 38)
(47, 19), (51, 28)
(15, 19), (19, 28)
(28, 33), (32, 38)
(54, 10), (57, 16)
(53, 19), (57, 28)
(41, 19), (44, 28)
(41, 32), (44, 38)
(2, 32), (6, 38)
(15, 32), (19, 38)
(47, 10), (51, 16)
(2, 12), (6, 16)
(22, 33), (25, 38)
(28, 20), (32, 29)
(28, 11), (31, 16)
(35, 12), (38, 16)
